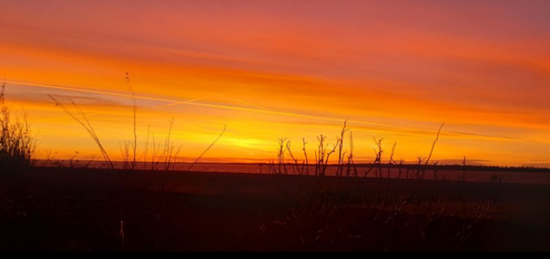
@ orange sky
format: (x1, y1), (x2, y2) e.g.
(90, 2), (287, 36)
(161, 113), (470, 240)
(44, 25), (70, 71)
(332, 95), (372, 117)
(1, 0), (550, 166)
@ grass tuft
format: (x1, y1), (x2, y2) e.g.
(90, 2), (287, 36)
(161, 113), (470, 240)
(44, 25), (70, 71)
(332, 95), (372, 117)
(0, 82), (36, 171)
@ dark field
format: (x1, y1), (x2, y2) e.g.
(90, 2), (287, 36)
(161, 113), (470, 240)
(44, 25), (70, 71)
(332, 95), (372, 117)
(1, 167), (549, 251)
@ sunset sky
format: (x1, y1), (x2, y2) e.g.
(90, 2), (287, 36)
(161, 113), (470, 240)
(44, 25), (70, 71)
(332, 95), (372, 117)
(1, 0), (550, 166)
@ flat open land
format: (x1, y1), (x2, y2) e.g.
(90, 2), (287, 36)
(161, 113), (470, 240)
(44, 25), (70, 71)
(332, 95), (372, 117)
(1, 167), (550, 251)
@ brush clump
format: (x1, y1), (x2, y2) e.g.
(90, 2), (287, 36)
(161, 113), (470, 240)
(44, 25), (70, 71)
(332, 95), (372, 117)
(0, 83), (35, 171)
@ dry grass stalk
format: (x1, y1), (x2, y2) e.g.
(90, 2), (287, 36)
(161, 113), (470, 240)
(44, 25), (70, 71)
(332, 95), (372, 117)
(125, 73), (138, 170)
(425, 123), (445, 166)
(302, 138), (309, 175)
(337, 121), (349, 176)
(276, 138), (288, 175)
(188, 125), (227, 172)
(49, 95), (115, 170)
(346, 131), (359, 178)
(388, 142), (397, 179)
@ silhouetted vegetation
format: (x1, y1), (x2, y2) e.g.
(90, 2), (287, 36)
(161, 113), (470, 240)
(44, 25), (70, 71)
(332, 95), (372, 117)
(48, 76), (225, 172)
(0, 83), (35, 171)
(1, 80), (549, 251)
(260, 122), (501, 251)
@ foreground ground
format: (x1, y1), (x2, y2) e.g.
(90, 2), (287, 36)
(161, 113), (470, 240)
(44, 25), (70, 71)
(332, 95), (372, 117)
(1, 167), (550, 251)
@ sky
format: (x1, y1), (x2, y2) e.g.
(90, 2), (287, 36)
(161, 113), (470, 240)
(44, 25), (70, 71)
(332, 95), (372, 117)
(1, 0), (550, 166)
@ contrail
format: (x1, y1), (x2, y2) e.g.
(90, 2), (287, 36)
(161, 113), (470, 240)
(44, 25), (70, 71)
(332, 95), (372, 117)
(5, 80), (424, 131)
(214, 93), (272, 111)
(154, 97), (207, 109)
(6, 80), (340, 121)
(8, 80), (538, 144)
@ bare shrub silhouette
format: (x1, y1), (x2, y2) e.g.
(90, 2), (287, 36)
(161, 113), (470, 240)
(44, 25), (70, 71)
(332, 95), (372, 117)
(263, 122), (496, 251)
(145, 119), (181, 171)
(271, 122), (353, 178)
